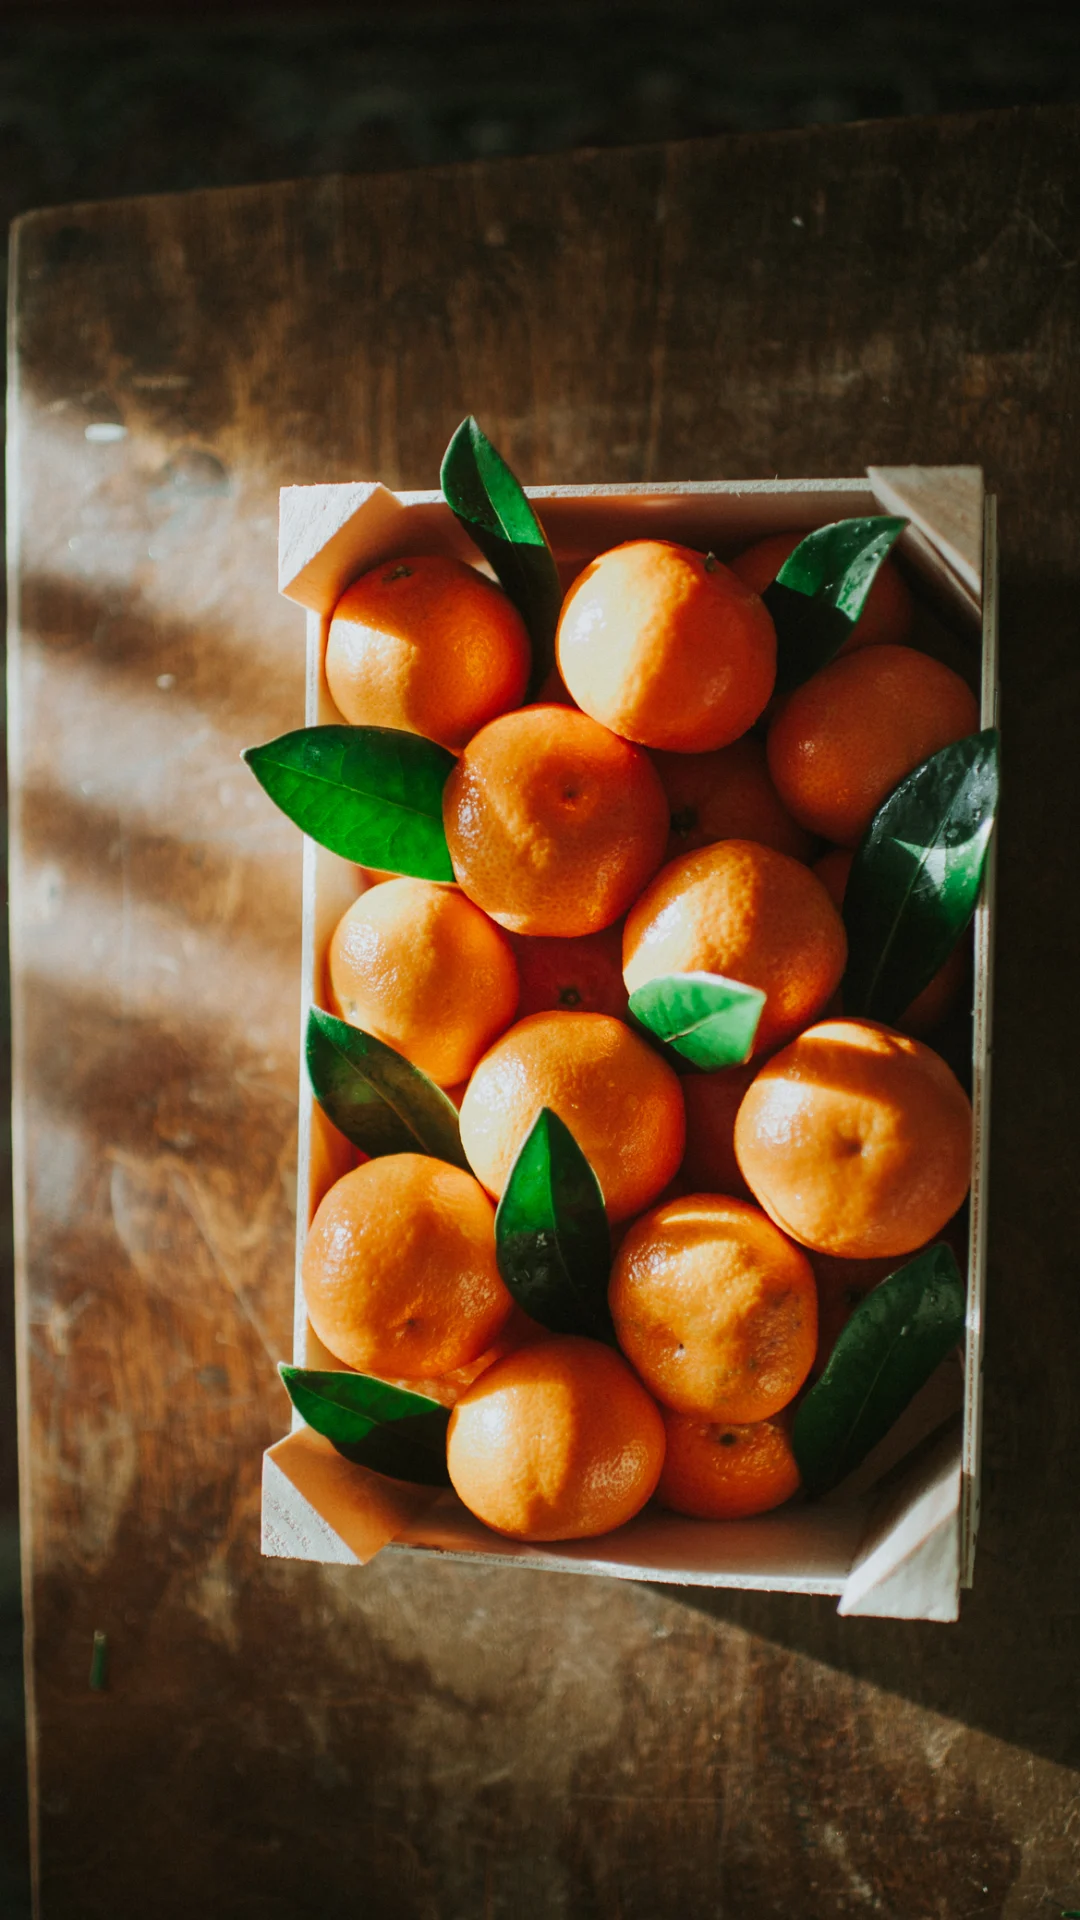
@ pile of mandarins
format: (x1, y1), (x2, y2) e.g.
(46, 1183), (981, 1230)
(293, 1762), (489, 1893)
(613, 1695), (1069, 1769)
(303, 529), (978, 1542)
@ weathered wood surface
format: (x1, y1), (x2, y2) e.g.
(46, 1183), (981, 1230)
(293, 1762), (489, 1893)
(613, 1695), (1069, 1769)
(10, 105), (1080, 1917)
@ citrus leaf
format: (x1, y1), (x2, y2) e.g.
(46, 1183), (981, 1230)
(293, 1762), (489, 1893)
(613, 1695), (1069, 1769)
(763, 515), (908, 696)
(628, 971), (765, 1069)
(793, 1243), (966, 1496)
(842, 729), (998, 1025)
(440, 415), (562, 696)
(280, 1364), (451, 1486)
(306, 1007), (468, 1167)
(495, 1108), (613, 1339)
(243, 725), (455, 880)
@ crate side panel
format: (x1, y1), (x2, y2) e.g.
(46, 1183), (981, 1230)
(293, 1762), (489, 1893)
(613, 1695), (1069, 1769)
(391, 1491), (866, 1593)
(281, 477), (881, 623)
(961, 493), (1000, 1585)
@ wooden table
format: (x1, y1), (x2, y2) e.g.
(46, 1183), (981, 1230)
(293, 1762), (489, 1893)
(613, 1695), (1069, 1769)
(10, 105), (1080, 1918)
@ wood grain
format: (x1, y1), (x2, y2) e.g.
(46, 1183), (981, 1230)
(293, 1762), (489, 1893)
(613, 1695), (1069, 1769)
(11, 106), (1080, 1917)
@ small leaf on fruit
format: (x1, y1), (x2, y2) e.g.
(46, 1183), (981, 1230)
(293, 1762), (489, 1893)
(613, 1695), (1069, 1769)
(306, 1008), (469, 1167)
(792, 1243), (966, 1496)
(280, 1365), (452, 1486)
(440, 415), (562, 697)
(842, 728), (998, 1026)
(764, 515), (908, 695)
(243, 725), (455, 880)
(628, 971), (765, 1069)
(495, 1108), (613, 1339)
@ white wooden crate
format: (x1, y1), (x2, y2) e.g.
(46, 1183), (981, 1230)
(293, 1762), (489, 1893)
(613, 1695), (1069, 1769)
(261, 467), (997, 1623)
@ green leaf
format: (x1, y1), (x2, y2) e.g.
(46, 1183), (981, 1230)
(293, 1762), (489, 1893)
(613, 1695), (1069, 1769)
(793, 1243), (966, 1496)
(88, 1631), (108, 1692)
(440, 415), (563, 696)
(842, 729), (998, 1026)
(495, 1108), (613, 1339)
(280, 1364), (451, 1486)
(763, 516), (908, 695)
(243, 725), (455, 880)
(627, 971), (765, 1069)
(306, 1007), (468, 1168)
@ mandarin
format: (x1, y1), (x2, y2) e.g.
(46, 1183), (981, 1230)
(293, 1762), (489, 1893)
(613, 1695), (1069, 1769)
(459, 1010), (685, 1223)
(302, 1154), (512, 1378)
(680, 1060), (760, 1198)
(622, 839), (847, 1055)
(808, 1249), (902, 1379)
(531, 663), (576, 708)
(507, 922), (629, 1021)
(808, 1212), (967, 1375)
(443, 704), (668, 936)
(446, 1335), (666, 1541)
(608, 1194), (818, 1423)
(729, 528), (913, 652)
(327, 876), (519, 1087)
(376, 1303), (550, 1409)
(813, 847), (969, 1036)
(325, 553), (530, 752)
(767, 643), (980, 846)
(652, 737), (813, 864)
(654, 1408), (801, 1520)
(556, 540), (776, 752)
(734, 1018), (972, 1258)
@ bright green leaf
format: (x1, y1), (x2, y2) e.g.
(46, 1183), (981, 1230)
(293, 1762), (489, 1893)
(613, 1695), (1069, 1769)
(628, 971), (765, 1069)
(793, 1244), (966, 1496)
(440, 415), (562, 696)
(280, 1364), (451, 1486)
(243, 725), (455, 880)
(495, 1108), (613, 1339)
(306, 1008), (468, 1167)
(763, 515), (908, 695)
(842, 729), (998, 1025)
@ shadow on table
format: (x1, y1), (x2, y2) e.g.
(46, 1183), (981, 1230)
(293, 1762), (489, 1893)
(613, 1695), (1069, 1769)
(665, 563), (1080, 1772)
(0, 1519), (30, 1919)
(656, 1539), (1079, 1772)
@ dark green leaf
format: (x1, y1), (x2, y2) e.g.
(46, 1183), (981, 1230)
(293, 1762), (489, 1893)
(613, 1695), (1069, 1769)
(763, 516), (908, 695)
(495, 1108), (613, 1339)
(440, 415), (562, 696)
(280, 1364), (451, 1486)
(88, 1631), (108, 1692)
(842, 728), (998, 1025)
(627, 971), (765, 1069)
(306, 1007), (468, 1167)
(793, 1243), (966, 1496)
(243, 725), (455, 880)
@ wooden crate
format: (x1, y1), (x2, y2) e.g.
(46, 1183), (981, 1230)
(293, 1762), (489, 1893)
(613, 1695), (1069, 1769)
(261, 466), (997, 1622)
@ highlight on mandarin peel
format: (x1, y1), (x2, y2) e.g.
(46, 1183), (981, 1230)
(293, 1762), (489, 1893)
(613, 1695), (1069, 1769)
(446, 1335), (666, 1541)
(328, 877), (520, 1087)
(326, 553), (530, 752)
(459, 1010), (686, 1223)
(734, 1017), (973, 1259)
(302, 1155), (513, 1379)
(556, 539), (777, 752)
(608, 1193), (818, 1424)
(622, 838), (847, 1055)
